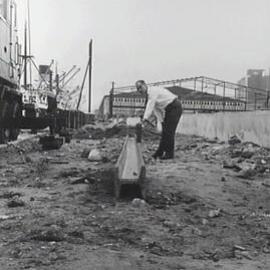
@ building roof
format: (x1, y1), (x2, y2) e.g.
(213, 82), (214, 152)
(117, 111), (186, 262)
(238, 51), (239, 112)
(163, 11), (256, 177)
(108, 86), (245, 104)
(114, 91), (146, 98)
(166, 86), (244, 103)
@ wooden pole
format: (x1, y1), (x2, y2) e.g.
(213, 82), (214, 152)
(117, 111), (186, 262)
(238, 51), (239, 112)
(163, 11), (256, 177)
(89, 39), (93, 113)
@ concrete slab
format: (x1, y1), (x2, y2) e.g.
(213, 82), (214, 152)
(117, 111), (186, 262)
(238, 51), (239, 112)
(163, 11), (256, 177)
(114, 136), (146, 199)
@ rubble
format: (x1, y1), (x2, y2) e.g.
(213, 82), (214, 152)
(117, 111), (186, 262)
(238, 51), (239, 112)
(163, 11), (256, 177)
(0, 128), (270, 269)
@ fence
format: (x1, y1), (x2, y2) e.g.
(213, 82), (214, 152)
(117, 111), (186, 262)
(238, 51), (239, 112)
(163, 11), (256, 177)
(103, 76), (270, 118)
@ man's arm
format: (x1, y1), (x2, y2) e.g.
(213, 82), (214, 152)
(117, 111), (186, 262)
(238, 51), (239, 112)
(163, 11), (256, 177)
(143, 98), (155, 121)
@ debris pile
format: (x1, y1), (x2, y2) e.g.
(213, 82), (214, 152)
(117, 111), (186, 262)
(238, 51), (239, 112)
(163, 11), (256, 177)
(189, 135), (270, 180)
(74, 123), (129, 140)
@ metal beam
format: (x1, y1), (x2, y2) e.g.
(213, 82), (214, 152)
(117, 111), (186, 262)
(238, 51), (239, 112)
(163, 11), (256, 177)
(114, 135), (146, 199)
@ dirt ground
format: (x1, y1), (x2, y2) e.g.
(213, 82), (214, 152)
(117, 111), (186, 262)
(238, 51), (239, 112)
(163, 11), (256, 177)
(0, 126), (270, 270)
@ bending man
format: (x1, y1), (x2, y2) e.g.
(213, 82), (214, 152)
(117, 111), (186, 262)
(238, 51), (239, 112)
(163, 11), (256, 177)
(136, 80), (182, 160)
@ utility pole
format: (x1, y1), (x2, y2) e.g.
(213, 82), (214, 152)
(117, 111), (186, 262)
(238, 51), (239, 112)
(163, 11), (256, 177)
(27, 0), (32, 87)
(24, 22), (28, 89)
(89, 39), (93, 113)
(109, 81), (115, 118)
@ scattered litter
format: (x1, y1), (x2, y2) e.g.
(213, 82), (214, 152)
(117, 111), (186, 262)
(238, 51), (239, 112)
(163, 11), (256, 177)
(70, 177), (90, 185)
(0, 215), (11, 221)
(208, 209), (221, 218)
(234, 245), (246, 251)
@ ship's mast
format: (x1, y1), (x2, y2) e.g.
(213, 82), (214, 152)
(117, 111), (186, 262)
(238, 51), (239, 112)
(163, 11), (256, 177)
(23, 21), (28, 89)
(27, 0), (32, 86)
(89, 39), (93, 113)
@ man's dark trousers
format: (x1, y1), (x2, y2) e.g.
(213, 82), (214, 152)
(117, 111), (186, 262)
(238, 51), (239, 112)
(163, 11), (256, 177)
(155, 99), (182, 158)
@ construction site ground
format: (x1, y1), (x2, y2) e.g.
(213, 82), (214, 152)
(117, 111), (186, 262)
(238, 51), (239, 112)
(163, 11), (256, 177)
(0, 124), (270, 270)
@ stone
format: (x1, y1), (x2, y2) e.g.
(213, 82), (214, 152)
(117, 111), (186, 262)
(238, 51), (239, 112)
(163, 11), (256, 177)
(228, 135), (241, 145)
(221, 177), (226, 182)
(7, 198), (25, 208)
(208, 209), (221, 218)
(30, 225), (65, 242)
(132, 198), (147, 208)
(81, 148), (91, 158)
(88, 149), (102, 162)
(223, 160), (241, 171)
(237, 169), (257, 179)
(241, 149), (255, 159)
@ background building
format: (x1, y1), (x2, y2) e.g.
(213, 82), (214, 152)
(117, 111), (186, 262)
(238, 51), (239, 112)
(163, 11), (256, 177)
(98, 78), (247, 119)
(238, 69), (270, 110)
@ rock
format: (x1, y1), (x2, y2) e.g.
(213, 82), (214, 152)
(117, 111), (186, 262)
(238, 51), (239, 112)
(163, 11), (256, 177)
(223, 160), (241, 171)
(30, 225), (65, 242)
(102, 156), (110, 163)
(234, 245), (246, 251)
(221, 177), (226, 182)
(163, 221), (175, 228)
(228, 135), (241, 145)
(208, 209), (221, 218)
(231, 149), (243, 158)
(192, 227), (203, 236)
(237, 169), (257, 179)
(81, 148), (91, 158)
(211, 145), (227, 155)
(7, 198), (25, 208)
(262, 181), (270, 188)
(70, 177), (90, 185)
(234, 250), (252, 260)
(237, 161), (256, 174)
(189, 143), (198, 149)
(0, 215), (12, 220)
(205, 138), (218, 144)
(261, 159), (267, 165)
(25, 156), (32, 163)
(241, 151), (254, 159)
(88, 149), (102, 162)
(202, 218), (208, 225)
(132, 198), (147, 208)
(68, 230), (84, 239)
(0, 191), (22, 199)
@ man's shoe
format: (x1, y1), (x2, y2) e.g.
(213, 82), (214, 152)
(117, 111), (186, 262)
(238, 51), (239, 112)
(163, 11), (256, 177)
(152, 151), (163, 159)
(152, 153), (161, 159)
(160, 154), (174, 160)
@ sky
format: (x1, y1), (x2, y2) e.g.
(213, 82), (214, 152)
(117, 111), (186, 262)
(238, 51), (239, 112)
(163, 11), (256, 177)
(16, 0), (270, 112)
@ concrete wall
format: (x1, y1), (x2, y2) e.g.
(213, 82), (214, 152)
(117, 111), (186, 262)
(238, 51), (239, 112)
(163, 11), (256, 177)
(178, 111), (270, 147)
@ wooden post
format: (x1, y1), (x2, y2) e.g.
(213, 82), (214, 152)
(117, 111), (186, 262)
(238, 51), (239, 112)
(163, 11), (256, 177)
(89, 39), (93, 113)
(109, 82), (115, 118)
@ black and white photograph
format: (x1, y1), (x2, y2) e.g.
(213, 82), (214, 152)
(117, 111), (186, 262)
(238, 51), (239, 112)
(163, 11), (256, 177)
(1, 0), (270, 269)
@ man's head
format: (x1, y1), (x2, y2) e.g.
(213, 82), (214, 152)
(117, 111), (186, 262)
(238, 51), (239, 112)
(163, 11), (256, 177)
(135, 80), (148, 94)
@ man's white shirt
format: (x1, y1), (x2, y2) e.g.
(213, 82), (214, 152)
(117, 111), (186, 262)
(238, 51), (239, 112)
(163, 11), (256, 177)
(143, 86), (177, 123)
